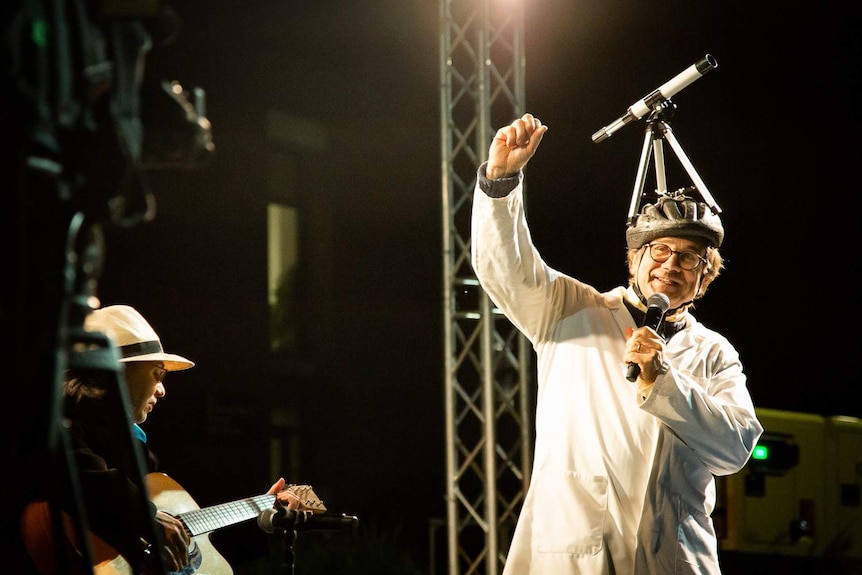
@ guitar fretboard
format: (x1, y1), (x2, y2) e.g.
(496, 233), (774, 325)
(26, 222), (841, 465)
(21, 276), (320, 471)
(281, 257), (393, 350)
(179, 494), (276, 536)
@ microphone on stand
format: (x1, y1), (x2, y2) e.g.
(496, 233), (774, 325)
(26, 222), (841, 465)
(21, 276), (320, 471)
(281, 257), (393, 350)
(258, 507), (359, 533)
(625, 293), (670, 382)
(592, 54), (717, 143)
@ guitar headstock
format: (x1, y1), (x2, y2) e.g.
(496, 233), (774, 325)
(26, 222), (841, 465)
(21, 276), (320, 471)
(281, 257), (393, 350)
(282, 484), (327, 513)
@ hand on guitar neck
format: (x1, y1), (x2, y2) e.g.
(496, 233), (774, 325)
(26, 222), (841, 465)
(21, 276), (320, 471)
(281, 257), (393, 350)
(269, 480), (328, 515)
(21, 472), (327, 575)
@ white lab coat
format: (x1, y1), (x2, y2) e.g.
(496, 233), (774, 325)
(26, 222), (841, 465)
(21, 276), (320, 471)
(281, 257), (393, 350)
(471, 168), (763, 575)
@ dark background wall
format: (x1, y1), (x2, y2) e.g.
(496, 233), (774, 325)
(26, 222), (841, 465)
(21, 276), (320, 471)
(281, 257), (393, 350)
(7, 1), (860, 573)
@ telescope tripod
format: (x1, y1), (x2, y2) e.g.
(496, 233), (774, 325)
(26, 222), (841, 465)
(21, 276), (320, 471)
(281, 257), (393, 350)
(627, 101), (722, 226)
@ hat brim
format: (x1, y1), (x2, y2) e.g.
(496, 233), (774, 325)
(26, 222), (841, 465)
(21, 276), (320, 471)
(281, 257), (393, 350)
(119, 352), (195, 371)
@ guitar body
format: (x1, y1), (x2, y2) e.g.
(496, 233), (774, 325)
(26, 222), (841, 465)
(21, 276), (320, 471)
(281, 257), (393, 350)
(21, 473), (325, 575)
(21, 474), (233, 575)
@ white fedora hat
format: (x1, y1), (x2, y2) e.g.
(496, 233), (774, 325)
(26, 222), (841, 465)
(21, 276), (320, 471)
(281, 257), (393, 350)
(85, 305), (195, 371)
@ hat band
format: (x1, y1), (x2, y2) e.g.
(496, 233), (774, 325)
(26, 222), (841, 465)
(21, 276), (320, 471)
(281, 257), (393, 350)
(119, 340), (163, 359)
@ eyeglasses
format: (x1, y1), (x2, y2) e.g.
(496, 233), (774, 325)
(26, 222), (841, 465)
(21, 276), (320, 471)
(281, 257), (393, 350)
(645, 243), (707, 271)
(153, 365), (167, 383)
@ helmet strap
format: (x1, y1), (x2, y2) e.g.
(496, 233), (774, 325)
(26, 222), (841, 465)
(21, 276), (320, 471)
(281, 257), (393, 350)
(628, 283), (649, 312)
(628, 284), (691, 321)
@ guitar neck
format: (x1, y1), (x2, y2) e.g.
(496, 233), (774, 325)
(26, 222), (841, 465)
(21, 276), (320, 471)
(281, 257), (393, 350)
(178, 494), (276, 537)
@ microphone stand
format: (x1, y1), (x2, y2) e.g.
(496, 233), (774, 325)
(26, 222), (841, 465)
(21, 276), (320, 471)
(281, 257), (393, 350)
(276, 520), (300, 575)
(258, 508), (359, 575)
(259, 508), (304, 575)
(626, 100), (722, 226)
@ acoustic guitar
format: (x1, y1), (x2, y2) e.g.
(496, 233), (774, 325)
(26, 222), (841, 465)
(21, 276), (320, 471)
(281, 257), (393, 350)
(21, 472), (326, 575)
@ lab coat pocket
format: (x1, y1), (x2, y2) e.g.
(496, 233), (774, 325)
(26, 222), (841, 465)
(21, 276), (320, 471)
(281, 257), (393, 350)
(533, 469), (608, 555)
(676, 497), (719, 570)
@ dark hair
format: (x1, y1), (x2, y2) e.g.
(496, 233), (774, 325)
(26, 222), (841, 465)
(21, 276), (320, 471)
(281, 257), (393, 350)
(63, 370), (113, 402)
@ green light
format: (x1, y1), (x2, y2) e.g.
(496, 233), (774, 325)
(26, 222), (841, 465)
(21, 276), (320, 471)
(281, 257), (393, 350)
(752, 445), (769, 460)
(32, 20), (47, 48)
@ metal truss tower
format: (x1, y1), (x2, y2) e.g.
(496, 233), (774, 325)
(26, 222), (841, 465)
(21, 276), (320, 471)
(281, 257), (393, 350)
(439, 1), (532, 574)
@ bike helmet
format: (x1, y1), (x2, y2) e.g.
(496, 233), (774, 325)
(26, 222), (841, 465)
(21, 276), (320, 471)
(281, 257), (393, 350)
(626, 187), (723, 249)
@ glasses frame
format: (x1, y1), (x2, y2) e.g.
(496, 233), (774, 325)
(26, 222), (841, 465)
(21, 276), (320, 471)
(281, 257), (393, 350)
(152, 364), (167, 383)
(644, 242), (707, 271)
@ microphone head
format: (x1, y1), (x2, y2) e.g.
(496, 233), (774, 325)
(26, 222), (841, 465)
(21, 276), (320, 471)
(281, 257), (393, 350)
(646, 293), (670, 312)
(257, 508), (278, 533)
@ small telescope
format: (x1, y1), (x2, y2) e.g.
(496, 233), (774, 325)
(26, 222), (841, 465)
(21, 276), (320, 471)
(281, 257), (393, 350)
(592, 54), (717, 143)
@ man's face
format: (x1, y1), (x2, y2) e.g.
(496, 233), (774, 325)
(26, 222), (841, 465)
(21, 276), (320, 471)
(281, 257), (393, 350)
(124, 361), (167, 424)
(636, 236), (707, 310)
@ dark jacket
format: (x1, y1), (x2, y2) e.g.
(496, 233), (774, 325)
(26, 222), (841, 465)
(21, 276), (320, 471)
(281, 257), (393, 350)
(62, 391), (161, 565)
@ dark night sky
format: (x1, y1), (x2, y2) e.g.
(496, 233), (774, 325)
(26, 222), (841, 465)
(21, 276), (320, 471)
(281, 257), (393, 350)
(88, 0), (860, 570)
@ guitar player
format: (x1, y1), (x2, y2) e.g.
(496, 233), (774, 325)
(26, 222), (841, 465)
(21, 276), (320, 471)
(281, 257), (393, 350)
(16, 305), (311, 575)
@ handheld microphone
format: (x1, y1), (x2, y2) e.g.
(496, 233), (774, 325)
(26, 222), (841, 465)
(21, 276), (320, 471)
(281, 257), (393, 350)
(625, 293), (670, 382)
(592, 54), (717, 143)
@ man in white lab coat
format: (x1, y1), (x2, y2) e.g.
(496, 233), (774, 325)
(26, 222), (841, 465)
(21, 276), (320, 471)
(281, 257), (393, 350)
(471, 113), (763, 575)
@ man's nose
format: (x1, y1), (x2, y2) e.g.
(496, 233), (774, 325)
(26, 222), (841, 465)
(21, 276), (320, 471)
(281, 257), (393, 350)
(661, 252), (682, 269)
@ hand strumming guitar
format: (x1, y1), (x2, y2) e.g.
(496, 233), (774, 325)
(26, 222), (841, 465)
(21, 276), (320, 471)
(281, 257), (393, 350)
(156, 509), (192, 572)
